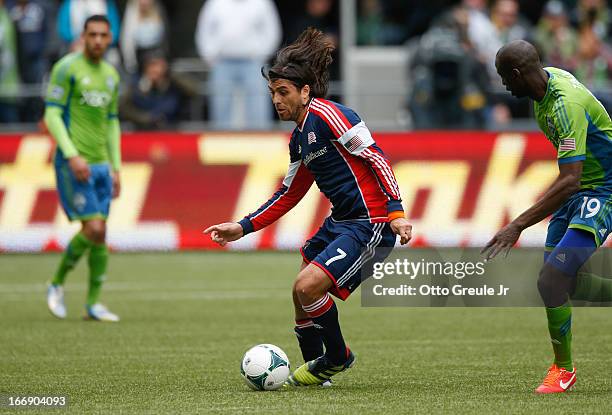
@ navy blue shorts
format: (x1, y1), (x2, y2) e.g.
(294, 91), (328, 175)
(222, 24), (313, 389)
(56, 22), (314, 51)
(54, 152), (112, 222)
(300, 217), (397, 300)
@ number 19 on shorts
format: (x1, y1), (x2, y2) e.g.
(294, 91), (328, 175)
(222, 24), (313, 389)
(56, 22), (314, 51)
(580, 197), (601, 219)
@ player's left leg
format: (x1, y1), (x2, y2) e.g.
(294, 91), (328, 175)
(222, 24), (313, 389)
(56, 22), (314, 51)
(83, 164), (118, 322)
(536, 228), (597, 394)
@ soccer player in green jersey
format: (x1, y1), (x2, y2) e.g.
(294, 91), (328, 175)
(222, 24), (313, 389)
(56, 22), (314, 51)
(483, 40), (612, 393)
(44, 15), (121, 322)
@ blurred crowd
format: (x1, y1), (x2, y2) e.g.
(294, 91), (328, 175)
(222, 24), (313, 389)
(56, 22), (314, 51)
(0, 0), (611, 129)
(405, 0), (612, 128)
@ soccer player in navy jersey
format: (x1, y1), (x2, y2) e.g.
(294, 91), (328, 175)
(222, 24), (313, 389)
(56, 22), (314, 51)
(205, 28), (412, 386)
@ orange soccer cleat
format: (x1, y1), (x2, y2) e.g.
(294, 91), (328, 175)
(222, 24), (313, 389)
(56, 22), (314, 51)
(535, 364), (576, 394)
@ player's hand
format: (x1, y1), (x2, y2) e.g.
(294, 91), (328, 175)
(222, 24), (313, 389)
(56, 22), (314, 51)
(111, 171), (121, 199)
(481, 222), (522, 261)
(203, 222), (244, 246)
(69, 156), (90, 182)
(390, 218), (412, 245)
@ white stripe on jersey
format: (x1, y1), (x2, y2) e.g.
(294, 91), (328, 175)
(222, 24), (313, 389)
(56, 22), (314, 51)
(311, 100), (349, 136)
(363, 148), (401, 198)
(330, 141), (371, 221)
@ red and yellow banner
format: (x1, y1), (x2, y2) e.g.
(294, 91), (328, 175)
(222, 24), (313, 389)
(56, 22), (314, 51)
(0, 131), (605, 252)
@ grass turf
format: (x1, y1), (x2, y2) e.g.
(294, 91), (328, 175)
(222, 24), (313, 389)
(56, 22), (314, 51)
(0, 251), (611, 414)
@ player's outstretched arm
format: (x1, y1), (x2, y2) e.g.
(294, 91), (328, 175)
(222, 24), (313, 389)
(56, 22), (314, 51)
(205, 159), (314, 246)
(204, 223), (244, 247)
(482, 161), (583, 260)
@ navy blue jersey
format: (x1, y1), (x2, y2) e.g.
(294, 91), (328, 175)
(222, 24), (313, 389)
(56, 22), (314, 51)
(239, 98), (403, 234)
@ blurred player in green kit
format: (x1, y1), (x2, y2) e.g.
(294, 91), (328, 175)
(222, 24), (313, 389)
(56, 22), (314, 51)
(44, 15), (121, 322)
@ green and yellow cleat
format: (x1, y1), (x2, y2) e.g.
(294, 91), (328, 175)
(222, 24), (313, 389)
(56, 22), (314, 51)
(286, 350), (355, 386)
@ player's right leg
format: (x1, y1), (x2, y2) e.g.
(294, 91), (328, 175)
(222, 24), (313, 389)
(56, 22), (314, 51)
(292, 228), (332, 365)
(48, 226), (95, 319)
(291, 269), (331, 387)
(293, 264), (324, 362)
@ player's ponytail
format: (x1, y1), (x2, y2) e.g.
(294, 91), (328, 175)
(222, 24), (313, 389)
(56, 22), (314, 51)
(265, 27), (335, 98)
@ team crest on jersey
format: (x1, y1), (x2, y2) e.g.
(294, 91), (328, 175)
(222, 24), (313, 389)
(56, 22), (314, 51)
(308, 131), (317, 144)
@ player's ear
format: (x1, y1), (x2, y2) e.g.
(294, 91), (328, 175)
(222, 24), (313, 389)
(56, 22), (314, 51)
(301, 85), (310, 105)
(512, 68), (521, 79)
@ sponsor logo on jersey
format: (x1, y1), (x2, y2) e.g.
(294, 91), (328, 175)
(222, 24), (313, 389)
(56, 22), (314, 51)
(600, 228), (607, 237)
(555, 253), (566, 263)
(80, 90), (112, 107)
(304, 146), (328, 166)
(308, 131), (317, 144)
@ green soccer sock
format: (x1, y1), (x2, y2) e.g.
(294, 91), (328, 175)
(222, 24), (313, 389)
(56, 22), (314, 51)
(87, 243), (109, 306)
(545, 303), (573, 370)
(572, 272), (612, 302)
(52, 232), (94, 286)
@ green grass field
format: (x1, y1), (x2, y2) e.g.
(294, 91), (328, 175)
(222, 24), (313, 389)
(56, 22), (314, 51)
(1, 251), (611, 414)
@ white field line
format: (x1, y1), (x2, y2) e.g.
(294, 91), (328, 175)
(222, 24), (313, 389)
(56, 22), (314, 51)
(0, 282), (288, 302)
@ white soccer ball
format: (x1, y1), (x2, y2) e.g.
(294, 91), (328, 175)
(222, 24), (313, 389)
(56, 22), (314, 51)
(240, 344), (290, 391)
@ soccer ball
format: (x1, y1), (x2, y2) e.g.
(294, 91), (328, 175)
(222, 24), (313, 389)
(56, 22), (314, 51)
(240, 344), (290, 391)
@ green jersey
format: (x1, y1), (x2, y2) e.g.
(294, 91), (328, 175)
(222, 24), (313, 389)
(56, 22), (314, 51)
(535, 67), (612, 191)
(45, 52), (120, 164)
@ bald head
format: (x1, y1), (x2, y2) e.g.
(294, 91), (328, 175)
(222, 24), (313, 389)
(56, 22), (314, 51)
(495, 40), (547, 100)
(496, 40), (542, 73)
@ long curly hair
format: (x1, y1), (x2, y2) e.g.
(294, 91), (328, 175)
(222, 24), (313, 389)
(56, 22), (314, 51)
(264, 28), (335, 98)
